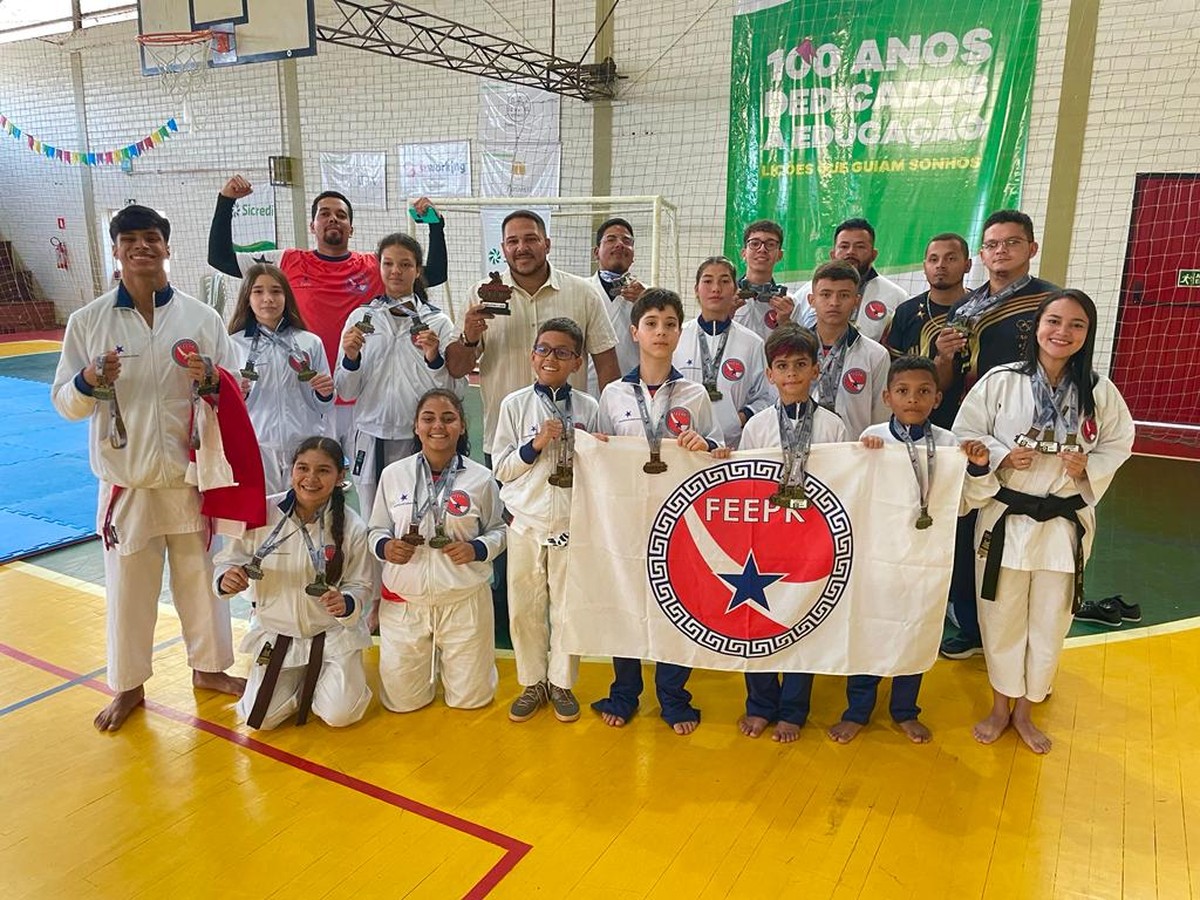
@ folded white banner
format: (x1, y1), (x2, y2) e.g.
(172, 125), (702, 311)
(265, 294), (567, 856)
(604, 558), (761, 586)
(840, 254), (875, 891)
(479, 142), (562, 199)
(398, 140), (472, 198)
(319, 151), (387, 210)
(478, 82), (560, 144)
(562, 432), (968, 675)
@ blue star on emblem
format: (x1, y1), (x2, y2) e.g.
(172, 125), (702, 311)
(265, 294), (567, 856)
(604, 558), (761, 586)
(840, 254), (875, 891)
(718, 551), (784, 614)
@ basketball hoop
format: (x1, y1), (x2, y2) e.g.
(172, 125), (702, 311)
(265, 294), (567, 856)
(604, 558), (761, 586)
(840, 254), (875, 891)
(136, 30), (230, 128)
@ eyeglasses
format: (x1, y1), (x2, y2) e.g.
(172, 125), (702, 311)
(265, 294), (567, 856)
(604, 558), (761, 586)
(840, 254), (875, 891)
(980, 237), (1029, 252)
(601, 234), (635, 247)
(532, 343), (581, 360)
(745, 238), (781, 251)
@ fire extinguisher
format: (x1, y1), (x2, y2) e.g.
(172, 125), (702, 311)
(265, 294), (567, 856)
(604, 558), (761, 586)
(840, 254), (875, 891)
(51, 236), (70, 270)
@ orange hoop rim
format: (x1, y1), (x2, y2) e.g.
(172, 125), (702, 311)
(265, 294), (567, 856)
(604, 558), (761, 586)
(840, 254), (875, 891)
(136, 30), (214, 46)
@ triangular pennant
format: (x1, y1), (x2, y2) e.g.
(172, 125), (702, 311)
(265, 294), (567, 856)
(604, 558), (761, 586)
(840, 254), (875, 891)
(167, 118), (178, 132)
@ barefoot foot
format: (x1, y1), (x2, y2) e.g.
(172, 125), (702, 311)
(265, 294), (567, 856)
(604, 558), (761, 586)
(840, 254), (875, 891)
(772, 720), (801, 743)
(828, 720), (864, 743)
(671, 719), (698, 735)
(738, 715), (768, 738)
(1012, 716), (1052, 754)
(600, 712), (626, 727)
(192, 670), (247, 697)
(94, 686), (145, 732)
(972, 710), (1011, 744)
(897, 719), (932, 743)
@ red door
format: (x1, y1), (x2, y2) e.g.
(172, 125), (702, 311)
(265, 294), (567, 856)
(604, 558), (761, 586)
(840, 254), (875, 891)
(1110, 174), (1200, 456)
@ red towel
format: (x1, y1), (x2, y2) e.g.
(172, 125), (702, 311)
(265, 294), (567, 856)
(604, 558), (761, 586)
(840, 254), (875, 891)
(197, 367), (267, 528)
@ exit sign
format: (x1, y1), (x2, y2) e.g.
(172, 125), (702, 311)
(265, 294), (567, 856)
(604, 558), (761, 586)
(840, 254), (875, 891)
(1179, 270), (1200, 287)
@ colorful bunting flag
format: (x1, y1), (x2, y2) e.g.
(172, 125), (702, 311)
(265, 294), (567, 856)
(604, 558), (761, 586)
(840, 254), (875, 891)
(0, 112), (181, 166)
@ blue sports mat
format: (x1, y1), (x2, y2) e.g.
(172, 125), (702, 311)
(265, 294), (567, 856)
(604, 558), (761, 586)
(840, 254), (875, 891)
(0, 373), (97, 562)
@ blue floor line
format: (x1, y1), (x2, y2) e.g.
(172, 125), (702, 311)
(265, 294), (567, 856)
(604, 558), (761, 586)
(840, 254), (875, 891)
(0, 635), (184, 718)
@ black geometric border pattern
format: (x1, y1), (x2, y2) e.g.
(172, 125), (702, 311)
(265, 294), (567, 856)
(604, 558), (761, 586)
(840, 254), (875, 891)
(646, 459), (854, 658)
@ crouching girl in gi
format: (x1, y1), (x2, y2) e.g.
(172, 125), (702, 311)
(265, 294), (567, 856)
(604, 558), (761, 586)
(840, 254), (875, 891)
(215, 437), (374, 729)
(954, 289), (1134, 753)
(370, 389), (507, 712)
(228, 264), (334, 493)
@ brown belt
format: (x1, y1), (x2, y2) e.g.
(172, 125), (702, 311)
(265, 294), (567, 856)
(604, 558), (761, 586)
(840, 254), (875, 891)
(295, 631), (326, 726)
(246, 631), (327, 728)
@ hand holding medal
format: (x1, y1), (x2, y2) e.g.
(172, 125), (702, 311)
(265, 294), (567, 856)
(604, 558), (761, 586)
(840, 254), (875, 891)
(1060, 446), (1088, 479)
(384, 535), (418, 563)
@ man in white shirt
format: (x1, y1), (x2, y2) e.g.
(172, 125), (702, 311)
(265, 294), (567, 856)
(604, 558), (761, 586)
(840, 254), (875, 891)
(795, 217), (909, 342)
(445, 210), (620, 460)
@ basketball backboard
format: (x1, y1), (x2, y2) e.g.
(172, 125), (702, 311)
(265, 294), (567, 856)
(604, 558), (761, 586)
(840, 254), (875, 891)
(137, 0), (316, 74)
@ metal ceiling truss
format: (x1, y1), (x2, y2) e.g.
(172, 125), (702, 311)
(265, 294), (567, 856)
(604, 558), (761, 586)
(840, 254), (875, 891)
(317, 1), (619, 101)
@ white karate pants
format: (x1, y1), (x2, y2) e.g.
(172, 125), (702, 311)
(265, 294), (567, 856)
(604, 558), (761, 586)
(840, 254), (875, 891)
(236, 650), (371, 729)
(506, 527), (578, 689)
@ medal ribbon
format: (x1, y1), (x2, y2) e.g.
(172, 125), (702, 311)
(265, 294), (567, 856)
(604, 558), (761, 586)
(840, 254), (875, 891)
(815, 331), (852, 413)
(373, 294), (420, 318)
(291, 503), (328, 581)
(413, 454), (461, 534)
(536, 389), (575, 465)
(1030, 365), (1080, 441)
(696, 321), (730, 393)
(248, 508), (302, 566)
(898, 422), (937, 518)
(777, 400), (815, 488)
(247, 322), (302, 370)
(950, 273), (1032, 329)
(632, 382), (677, 456)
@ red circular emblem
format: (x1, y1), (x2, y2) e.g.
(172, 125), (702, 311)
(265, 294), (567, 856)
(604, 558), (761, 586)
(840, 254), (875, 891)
(171, 338), (200, 367)
(721, 358), (746, 382)
(1081, 416), (1097, 443)
(445, 490), (471, 517)
(764, 309), (779, 329)
(324, 544), (336, 561)
(646, 459), (854, 654)
(865, 300), (887, 321)
(287, 350), (311, 372)
(666, 406), (692, 435)
(842, 367), (867, 394)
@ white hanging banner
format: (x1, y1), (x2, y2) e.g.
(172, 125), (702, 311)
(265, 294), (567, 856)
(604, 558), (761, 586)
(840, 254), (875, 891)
(478, 82), (560, 143)
(230, 191), (277, 253)
(398, 140), (472, 198)
(479, 143), (561, 198)
(318, 151), (387, 210)
(479, 207), (553, 279)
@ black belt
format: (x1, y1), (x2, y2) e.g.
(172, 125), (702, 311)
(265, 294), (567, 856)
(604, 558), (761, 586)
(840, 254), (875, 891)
(980, 487), (1088, 613)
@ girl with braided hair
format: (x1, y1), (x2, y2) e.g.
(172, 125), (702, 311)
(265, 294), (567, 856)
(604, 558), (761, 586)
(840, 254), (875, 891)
(214, 437), (375, 729)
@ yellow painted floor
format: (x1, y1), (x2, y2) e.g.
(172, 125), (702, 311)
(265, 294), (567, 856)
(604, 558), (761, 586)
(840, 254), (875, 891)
(1, 560), (1197, 899)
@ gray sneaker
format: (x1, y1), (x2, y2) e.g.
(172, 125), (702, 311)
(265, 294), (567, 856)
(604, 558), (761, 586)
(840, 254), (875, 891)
(508, 682), (548, 722)
(548, 684), (581, 722)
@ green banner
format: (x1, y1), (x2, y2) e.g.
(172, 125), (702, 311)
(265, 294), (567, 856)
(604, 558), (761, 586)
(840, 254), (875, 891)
(725, 0), (1040, 279)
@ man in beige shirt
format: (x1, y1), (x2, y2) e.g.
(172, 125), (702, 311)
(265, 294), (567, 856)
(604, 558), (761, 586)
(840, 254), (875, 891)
(446, 209), (621, 458)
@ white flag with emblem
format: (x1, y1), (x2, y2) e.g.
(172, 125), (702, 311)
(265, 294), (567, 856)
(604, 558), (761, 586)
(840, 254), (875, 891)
(562, 432), (972, 674)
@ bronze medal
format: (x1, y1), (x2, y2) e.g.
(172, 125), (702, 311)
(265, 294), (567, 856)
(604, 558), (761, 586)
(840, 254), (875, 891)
(305, 579), (329, 597)
(548, 463), (574, 487)
(643, 451), (668, 474)
(355, 313), (375, 334)
(428, 527), (452, 549)
(401, 523), (425, 546)
(243, 557), (264, 580)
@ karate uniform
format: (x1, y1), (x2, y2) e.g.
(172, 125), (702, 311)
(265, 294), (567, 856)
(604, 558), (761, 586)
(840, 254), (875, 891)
(793, 269), (909, 342)
(51, 284), (238, 692)
(593, 367), (723, 725)
(368, 454), (507, 712)
(334, 295), (463, 519)
(810, 326), (891, 439)
(740, 400), (848, 725)
(214, 492), (374, 729)
(231, 322), (333, 494)
(673, 316), (773, 449)
(493, 383), (600, 690)
(954, 366), (1134, 702)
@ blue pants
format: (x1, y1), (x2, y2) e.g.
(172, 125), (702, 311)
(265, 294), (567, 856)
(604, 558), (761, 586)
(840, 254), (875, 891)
(950, 510), (980, 642)
(842, 673), (922, 725)
(744, 672), (814, 726)
(590, 658), (697, 725)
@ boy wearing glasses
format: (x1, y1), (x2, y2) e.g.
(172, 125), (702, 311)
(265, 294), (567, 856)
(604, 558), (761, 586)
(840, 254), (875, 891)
(733, 219), (802, 343)
(493, 318), (601, 724)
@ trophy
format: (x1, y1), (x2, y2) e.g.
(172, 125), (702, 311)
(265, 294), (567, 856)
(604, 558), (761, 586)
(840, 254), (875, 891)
(401, 523), (425, 546)
(1036, 428), (1060, 454)
(643, 451), (668, 475)
(240, 359), (259, 381)
(769, 481), (809, 510)
(289, 349), (317, 382)
(477, 272), (513, 316)
(92, 354), (116, 401)
(428, 526), (452, 549)
(737, 282), (786, 303)
(354, 312), (376, 334)
(1061, 434), (1082, 453)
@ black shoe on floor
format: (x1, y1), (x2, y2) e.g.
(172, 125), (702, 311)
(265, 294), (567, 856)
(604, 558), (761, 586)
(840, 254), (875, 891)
(1075, 598), (1122, 627)
(1105, 594), (1142, 623)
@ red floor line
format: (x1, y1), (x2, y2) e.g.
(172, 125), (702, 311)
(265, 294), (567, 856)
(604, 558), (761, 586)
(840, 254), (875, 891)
(0, 641), (533, 898)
